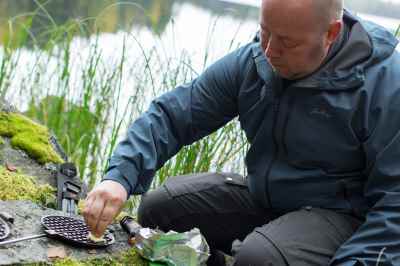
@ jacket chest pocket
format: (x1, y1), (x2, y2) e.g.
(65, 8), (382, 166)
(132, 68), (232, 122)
(283, 97), (364, 173)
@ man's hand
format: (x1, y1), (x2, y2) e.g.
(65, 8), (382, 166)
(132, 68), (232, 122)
(82, 180), (128, 237)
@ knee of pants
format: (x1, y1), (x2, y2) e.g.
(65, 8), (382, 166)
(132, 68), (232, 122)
(233, 231), (288, 266)
(137, 186), (171, 229)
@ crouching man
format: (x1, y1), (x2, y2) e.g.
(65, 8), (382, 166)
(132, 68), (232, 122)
(83, 0), (400, 265)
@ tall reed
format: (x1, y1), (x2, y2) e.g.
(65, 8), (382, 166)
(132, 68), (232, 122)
(0, 3), (248, 214)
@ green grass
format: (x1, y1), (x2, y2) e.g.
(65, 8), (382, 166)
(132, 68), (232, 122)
(0, 2), (248, 214)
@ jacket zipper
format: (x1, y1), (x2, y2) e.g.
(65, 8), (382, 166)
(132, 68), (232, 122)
(264, 83), (285, 208)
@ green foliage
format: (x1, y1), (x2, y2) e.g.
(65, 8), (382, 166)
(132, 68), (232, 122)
(156, 122), (246, 186)
(0, 166), (56, 207)
(51, 248), (147, 266)
(0, 112), (63, 164)
(25, 95), (100, 183)
(0, 2), (247, 207)
(1, 17), (33, 51)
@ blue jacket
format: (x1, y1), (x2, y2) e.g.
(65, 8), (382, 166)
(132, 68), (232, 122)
(104, 10), (400, 265)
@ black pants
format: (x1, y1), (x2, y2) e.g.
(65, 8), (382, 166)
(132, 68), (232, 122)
(137, 173), (362, 266)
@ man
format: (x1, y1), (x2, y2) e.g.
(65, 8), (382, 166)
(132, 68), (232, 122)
(83, 0), (400, 265)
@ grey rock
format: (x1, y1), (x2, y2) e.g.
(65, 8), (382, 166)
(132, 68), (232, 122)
(0, 201), (131, 265)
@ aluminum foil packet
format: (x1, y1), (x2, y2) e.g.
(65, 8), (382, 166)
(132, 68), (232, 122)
(133, 227), (210, 266)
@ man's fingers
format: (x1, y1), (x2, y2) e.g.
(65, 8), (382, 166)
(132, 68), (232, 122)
(82, 180), (128, 237)
(84, 194), (106, 234)
(93, 199), (121, 237)
(82, 194), (96, 227)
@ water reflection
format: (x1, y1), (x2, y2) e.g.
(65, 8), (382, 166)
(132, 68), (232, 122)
(0, 0), (258, 46)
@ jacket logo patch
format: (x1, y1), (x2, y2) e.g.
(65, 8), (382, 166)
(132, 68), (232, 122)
(310, 107), (332, 119)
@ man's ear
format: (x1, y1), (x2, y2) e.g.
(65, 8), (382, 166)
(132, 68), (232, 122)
(326, 20), (342, 45)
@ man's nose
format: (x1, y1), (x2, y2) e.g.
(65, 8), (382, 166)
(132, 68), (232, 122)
(265, 37), (281, 59)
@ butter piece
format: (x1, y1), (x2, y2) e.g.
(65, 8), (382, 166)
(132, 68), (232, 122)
(88, 232), (106, 244)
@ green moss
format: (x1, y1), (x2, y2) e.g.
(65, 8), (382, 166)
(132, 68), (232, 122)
(53, 258), (85, 266)
(0, 136), (4, 145)
(0, 167), (56, 207)
(54, 248), (147, 265)
(0, 112), (63, 164)
(17, 247), (149, 266)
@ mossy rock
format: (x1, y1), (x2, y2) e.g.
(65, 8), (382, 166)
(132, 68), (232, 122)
(0, 166), (56, 207)
(0, 112), (63, 164)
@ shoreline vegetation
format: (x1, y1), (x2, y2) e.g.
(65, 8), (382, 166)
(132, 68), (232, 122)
(0, 2), (248, 215)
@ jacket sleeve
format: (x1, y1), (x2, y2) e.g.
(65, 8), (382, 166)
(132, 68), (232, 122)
(102, 47), (248, 195)
(330, 69), (400, 265)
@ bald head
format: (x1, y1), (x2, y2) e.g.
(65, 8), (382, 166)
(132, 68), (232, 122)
(262, 0), (343, 31)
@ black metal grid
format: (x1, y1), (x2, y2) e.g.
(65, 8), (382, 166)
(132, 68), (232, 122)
(0, 217), (10, 241)
(41, 215), (114, 248)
